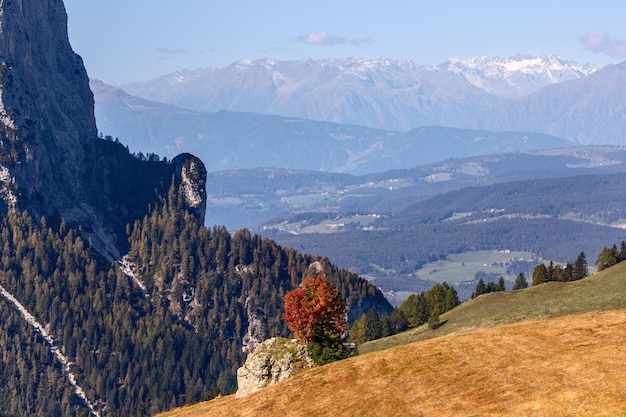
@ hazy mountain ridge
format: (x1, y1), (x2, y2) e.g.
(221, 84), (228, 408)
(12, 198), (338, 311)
(119, 55), (610, 139)
(92, 80), (572, 176)
(193, 146), (626, 231)
(485, 61), (626, 145)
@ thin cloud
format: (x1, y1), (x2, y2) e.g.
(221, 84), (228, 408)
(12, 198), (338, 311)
(297, 31), (373, 46)
(157, 48), (189, 56)
(580, 31), (626, 58)
(350, 37), (375, 46)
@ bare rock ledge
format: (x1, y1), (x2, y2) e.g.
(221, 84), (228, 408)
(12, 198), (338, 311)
(236, 337), (314, 398)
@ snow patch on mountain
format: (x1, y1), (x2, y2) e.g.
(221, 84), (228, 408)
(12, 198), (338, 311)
(440, 54), (598, 97)
(120, 55), (602, 132)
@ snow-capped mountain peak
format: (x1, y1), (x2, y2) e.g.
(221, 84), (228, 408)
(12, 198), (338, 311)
(121, 54), (607, 132)
(440, 54), (598, 97)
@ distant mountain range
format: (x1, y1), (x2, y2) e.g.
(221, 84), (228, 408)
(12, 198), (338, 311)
(92, 80), (571, 175)
(113, 55), (624, 145)
(196, 146), (626, 231)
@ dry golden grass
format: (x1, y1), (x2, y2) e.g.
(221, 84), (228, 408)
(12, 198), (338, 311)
(158, 309), (626, 417)
(360, 261), (626, 354)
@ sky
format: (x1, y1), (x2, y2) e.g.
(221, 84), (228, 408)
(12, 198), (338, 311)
(63, 0), (626, 84)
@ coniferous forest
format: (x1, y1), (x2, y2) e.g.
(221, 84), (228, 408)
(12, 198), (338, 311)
(0, 184), (390, 416)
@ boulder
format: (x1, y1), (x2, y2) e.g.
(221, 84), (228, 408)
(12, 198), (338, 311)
(236, 337), (314, 398)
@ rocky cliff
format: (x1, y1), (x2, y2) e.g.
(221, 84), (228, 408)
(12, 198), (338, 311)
(0, 0), (206, 257)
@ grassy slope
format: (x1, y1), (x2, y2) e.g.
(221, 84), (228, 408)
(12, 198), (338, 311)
(158, 263), (626, 417)
(361, 261), (626, 354)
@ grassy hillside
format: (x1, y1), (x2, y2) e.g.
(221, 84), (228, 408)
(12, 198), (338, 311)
(157, 262), (626, 417)
(361, 260), (626, 353)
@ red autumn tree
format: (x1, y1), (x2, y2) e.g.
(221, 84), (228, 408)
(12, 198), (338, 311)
(283, 275), (348, 343)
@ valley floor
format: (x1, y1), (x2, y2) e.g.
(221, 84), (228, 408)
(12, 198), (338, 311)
(158, 309), (626, 417)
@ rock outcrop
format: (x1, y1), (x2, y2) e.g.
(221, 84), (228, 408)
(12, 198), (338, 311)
(236, 337), (315, 398)
(0, 0), (96, 214)
(0, 0), (206, 257)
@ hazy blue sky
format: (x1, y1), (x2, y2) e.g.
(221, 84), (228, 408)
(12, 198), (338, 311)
(64, 0), (626, 84)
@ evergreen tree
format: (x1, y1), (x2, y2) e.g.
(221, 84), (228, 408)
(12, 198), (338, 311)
(364, 308), (382, 341)
(552, 264), (564, 282)
(399, 293), (428, 328)
(562, 263), (574, 282)
(620, 241), (626, 260)
(573, 252), (588, 280)
(474, 278), (487, 297)
(546, 261), (554, 282)
(595, 247), (617, 271)
(497, 276), (506, 291)
(427, 307), (440, 329)
(443, 286), (460, 311)
(349, 314), (368, 345)
(532, 263), (548, 286)
(388, 308), (409, 335)
(512, 273), (529, 290)
(400, 282), (459, 330)
(380, 316), (391, 338)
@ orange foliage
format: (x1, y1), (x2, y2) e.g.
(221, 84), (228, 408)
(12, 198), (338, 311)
(283, 275), (347, 343)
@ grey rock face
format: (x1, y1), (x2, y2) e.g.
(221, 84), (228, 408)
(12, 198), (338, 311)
(173, 153), (207, 220)
(0, 0), (96, 213)
(236, 337), (314, 398)
(0, 0), (207, 257)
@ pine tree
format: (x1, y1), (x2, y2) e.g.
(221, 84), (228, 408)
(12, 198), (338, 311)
(444, 286), (460, 311)
(428, 307), (440, 329)
(474, 278), (487, 297)
(546, 261), (554, 282)
(388, 308), (409, 334)
(349, 314), (368, 345)
(532, 264), (548, 286)
(497, 276), (506, 291)
(562, 263), (574, 282)
(399, 293), (428, 328)
(512, 273), (529, 290)
(364, 308), (382, 341)
(619, 241), (626, 260)
(552, 264), (564, 282)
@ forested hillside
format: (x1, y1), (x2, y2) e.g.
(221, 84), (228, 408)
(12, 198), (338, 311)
(272, 170), (626, 295)
(377, 172), (626, 228)
(0, 186), (390, 416)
